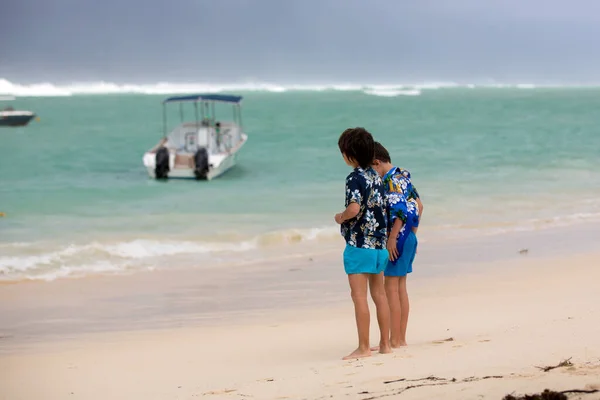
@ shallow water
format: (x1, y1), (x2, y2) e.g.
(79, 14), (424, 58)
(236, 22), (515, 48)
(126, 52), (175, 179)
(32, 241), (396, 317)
(2, 87), (600, 281)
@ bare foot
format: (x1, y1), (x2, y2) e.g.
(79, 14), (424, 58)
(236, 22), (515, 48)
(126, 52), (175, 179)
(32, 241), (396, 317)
(369, 344), (394, 353)
(378, 343), (393, 355)
(342, 347), (371, 360)
(391, 341), (407, 348)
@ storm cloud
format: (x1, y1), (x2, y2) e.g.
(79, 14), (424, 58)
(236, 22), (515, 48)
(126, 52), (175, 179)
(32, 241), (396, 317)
(2, 0), (600, 83)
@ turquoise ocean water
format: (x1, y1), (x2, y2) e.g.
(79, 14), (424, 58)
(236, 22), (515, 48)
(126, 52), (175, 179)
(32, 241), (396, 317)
(2, 84), (600, 281)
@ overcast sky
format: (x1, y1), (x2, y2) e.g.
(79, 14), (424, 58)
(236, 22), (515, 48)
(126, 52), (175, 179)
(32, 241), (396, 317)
(2, 0), (600, 83)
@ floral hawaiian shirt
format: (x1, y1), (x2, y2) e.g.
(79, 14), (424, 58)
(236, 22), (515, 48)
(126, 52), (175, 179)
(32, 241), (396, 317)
(387, 167), (420, 203)
(341, 167), (388, 249)
(382, 166), (420, 250)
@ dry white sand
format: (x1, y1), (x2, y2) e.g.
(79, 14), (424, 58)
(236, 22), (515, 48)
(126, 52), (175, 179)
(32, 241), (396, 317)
(1, 251), (600, 400)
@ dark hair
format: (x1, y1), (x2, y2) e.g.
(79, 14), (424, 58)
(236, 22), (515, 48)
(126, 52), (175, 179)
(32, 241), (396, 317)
(373, 141), (391, 163)
(338, 127), (375, 169)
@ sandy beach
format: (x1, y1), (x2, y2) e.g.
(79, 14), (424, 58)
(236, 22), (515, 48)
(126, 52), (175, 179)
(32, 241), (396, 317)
(2, 225), (600, 400)
(5, 2), (600, 399)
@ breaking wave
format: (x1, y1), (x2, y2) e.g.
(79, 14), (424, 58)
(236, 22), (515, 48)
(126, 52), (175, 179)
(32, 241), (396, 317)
(0, 78), (581, 98)
(364, 88), (421, 97)
(3, 207), (600, 283)
(0, 226), (340, 282)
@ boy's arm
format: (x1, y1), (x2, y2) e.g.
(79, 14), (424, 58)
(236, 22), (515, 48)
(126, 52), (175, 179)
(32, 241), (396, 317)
(336, 202), (360, 223)
(389, 218), (403, 241)
(409, 183), (423, 215)
(411, 197), (423, 234)
(387, 204), (406, 261)
(410, 184), (423, 233)
(335, 175), (364, 224)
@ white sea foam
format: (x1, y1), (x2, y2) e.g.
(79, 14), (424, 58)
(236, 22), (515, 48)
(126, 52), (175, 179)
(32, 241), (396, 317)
(4, 208), (600, 283)
(363, 88), (421, 97)
(1, 78), (587, 98)
(30, 261), (128, 282)
(103, 239), (255, 259)
(3, 208), (600, 282)
(0, 226), (339, 282)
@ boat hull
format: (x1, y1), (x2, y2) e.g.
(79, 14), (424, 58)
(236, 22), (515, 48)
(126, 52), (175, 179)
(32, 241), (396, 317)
(0, 113), (35, 127)
(143, 152), (238, 180)
(143, 134), (246, 181)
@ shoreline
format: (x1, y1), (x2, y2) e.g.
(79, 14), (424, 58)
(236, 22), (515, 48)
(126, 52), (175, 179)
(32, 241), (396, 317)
(3, 212), (600, 283)
(2, 221), (600, 348)
(1, 247), (599, 399)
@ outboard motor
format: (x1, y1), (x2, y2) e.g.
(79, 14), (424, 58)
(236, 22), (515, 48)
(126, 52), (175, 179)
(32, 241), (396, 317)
(193, 147), (209, 180)
(155, 146), (170, 179)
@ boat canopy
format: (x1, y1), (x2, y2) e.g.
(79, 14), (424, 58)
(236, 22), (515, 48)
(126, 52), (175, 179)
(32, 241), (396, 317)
(163, 94), (243, 104)
(160, 93), (244, 136)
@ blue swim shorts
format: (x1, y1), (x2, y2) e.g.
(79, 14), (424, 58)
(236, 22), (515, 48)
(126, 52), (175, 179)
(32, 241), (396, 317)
(384, 231), (418, 277)
(343, 244), (389, 275)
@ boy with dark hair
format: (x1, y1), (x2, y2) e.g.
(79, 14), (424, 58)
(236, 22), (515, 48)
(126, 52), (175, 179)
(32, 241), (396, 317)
(334, 127), (392, 360)
(371, 141), (422, 348)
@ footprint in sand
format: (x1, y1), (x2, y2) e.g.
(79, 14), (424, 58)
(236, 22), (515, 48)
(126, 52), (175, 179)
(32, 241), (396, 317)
(202, 389), (237, 395)
(478, 339), (491, 343)
(432, 337), (454, 344)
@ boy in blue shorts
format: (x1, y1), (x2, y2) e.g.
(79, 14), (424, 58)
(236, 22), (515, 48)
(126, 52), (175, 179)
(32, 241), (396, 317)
(334, 128), (392, 360)
(372, 142), (422, 348)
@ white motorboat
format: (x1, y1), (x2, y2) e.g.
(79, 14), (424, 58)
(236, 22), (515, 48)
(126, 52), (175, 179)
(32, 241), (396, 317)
(143, 94), (248, 180)
(0, 95), (37, 127)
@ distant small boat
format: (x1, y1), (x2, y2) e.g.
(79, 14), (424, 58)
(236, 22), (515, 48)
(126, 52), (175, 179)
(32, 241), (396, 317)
(0, 95), (36, 127)
(142, 94), (248, 180)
